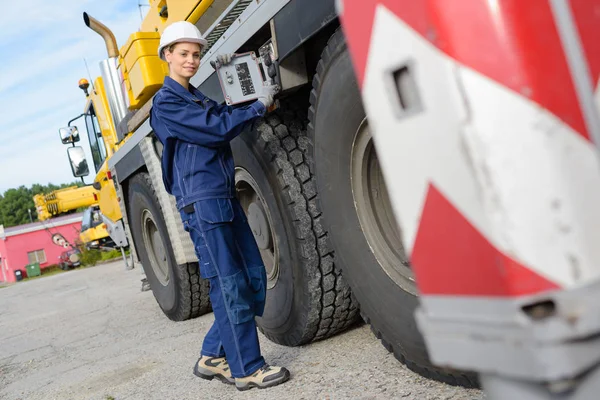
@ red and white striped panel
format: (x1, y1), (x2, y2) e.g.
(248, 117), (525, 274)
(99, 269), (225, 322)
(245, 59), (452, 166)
(340, 0), (600, 297)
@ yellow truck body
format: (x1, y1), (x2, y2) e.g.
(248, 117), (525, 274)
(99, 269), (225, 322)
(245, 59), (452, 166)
(79, 205), (114, 249)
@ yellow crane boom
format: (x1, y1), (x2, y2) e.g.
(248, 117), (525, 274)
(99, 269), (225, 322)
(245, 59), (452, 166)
(33, 186), (99, 221)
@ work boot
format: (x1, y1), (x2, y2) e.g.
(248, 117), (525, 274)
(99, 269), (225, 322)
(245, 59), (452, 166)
(193, 356), (234, 385)
(235, 364), (291, 391)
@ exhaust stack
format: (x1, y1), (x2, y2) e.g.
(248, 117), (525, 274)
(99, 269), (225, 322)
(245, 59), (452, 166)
(83, 12), (128, 131)
(83, 12), (118, 58)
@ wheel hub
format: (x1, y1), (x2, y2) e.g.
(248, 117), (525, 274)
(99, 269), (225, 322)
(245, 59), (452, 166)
(141, 209), (169, 286)
(350, 118), (416, 294)
(235, 168), (279, 289)
(247, 201), (272, 250)
(152, 230), (167, 264)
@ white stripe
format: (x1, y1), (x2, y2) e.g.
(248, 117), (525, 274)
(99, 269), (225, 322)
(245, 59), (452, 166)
(363, 5), (486, 253)
(363, 5), (600, 288)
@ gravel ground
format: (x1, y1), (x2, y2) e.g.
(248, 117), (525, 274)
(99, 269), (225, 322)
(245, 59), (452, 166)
(0, 261), (484, 400)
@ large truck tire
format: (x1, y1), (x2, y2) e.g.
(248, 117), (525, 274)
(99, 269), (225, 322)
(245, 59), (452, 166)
(308, 29), (478, 387)
(128, 172), (211, 321)
(231, 105), (360, 346)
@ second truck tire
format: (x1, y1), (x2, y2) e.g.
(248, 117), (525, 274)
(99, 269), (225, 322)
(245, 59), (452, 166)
(128, 172), (211, 321)
(309, 29), (478, 387)
(231, 105), (359, 346)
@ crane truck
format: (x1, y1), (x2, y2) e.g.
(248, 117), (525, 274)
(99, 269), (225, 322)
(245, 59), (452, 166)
(32, 175), (116, 252)
(67, 0), (474, 386)
(36, 189), (114, 249)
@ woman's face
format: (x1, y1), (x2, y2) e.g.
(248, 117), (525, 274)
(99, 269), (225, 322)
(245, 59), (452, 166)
(165, 42), (202, 80)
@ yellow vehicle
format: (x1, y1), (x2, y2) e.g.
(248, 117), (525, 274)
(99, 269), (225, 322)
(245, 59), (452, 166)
(33, 186), (114, 250)
(63, 0), (474, 385)
(58, 77), (130, 256)
(79, 205), (116, 250)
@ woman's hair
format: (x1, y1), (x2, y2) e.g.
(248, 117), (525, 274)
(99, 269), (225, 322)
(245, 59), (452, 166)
(166, 43), (179, 54)
(165, 42), (202, 55)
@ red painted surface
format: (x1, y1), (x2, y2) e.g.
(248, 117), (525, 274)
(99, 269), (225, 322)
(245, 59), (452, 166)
(570, 1), (600, 88)
(0, 220), (81, 283)
(411, 185), (560, 297)
(340, 0), (590, 140)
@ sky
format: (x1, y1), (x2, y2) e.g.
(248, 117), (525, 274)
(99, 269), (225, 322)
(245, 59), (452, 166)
(0, 0), (149, 194)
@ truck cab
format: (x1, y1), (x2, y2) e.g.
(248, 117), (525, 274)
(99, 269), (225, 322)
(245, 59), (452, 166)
(79, 205), (115, 250)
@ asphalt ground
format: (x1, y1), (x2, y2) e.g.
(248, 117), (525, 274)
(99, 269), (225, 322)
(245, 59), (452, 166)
(0, 260), (484, 400)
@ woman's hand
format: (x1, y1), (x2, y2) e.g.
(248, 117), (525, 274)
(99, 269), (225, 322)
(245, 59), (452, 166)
(216, 53), (235, 66)
(258, 84), (280, 108)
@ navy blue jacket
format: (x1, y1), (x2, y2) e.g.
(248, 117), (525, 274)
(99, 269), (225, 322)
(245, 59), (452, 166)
(150, 76), (265, 209)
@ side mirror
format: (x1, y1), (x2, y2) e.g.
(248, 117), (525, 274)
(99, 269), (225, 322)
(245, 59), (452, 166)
(59, 126), (80, 144)
(67, 146), (90, 177)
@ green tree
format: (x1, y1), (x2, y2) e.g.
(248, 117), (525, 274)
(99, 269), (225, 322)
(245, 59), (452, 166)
(0, 186), (34, 226)
(0, 181), (86, 228)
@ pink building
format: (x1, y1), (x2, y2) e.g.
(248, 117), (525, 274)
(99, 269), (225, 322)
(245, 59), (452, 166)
(0, 213), (83, 282)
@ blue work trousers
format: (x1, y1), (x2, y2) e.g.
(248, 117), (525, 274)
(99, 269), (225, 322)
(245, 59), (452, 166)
(180, 197), (267, 378)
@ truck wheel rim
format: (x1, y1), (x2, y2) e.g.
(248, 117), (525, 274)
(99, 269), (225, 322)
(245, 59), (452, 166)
(350, 118), (416, 294)
(235, 168), (279, 289)
(141, 209), (169, 286)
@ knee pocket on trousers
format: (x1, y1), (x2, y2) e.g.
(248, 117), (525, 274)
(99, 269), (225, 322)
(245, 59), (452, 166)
(248, 266), (267, 317)
(195, 242), (217, 279)
(221, 270), (255, 324)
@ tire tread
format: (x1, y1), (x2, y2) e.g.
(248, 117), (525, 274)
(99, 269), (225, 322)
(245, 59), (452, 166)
(129, 172), (211, 322)
(250, 104), (360, 346)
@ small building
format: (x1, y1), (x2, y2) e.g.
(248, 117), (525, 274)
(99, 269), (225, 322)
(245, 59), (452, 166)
(0, 213), (83, 283)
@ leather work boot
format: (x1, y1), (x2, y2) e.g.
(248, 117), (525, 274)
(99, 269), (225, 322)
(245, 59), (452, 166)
(235, 364), (291, 391)
(193, 356), (234, 385)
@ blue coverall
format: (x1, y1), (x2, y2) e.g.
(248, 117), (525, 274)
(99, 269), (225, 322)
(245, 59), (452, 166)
(150, 76), (268, 378)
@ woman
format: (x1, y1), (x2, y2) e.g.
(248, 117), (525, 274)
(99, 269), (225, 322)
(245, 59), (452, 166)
(149, 21), (288, 391)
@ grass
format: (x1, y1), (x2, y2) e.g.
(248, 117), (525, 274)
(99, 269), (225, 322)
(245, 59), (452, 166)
(22, 265), (64, 281)
(101, 249), (123, 261)
(78, 248), (130, 269)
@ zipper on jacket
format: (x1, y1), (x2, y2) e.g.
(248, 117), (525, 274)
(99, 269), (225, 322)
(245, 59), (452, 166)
(218, 150), (231, 191)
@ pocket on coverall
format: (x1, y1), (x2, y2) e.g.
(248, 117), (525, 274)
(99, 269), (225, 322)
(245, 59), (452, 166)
(231, 200), (267, 317)
(180, 207), (217, 279)
(247, 266), (267, 317)
(196, 198), (255, 324)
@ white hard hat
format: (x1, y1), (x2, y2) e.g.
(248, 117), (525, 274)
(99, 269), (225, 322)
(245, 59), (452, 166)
(158, 21), (208, 61)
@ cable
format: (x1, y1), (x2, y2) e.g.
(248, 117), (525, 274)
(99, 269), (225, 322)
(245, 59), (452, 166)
(83, 58), (96, 94)
(138, 1), (150, 27)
